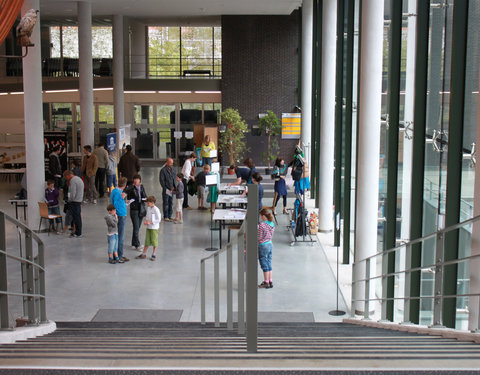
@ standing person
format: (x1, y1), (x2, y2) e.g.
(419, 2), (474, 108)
(200, 135), (215, 167)
(93, 143), (109, 198)
(159, 157), (175, 222)
(111, 177), (129, 262)
(207, 163), (220, 214)
(181, 152), (196, 209)
(45, 179), (62, 233)
(81, 145), (98, 204)
(63, 170), (84, 238)
(48, 145), (62, 188)
(271, 157), (288, 214)
(258, 208), (275, 289)
(125, 174), (147, 251)
(106, 150), (117, 195)
(174, 173), (184, 224)
(196, 164), (209, 210)
(242, 172), (264, 210)
(118, 145), (140, 186)
(136, 196), (161, 261)
(105, 204), (122, 264)
(228, 158), (257, 186)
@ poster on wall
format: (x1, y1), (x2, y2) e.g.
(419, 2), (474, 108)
(118, 124), (131, 155)
(106, 133), (117, 152)
(44, 131), (68, 177)
(281, 113), (301, 139)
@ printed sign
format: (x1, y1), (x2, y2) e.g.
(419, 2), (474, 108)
(281, 113), (301, 139)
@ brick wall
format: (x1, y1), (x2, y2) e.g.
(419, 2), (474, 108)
(221, 12), (300, 169)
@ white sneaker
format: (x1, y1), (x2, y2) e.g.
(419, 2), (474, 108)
(93, 199), (97, 204)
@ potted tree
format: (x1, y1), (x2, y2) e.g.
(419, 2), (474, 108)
(258, 110), (281, 174)
(218, 108), (248, 174)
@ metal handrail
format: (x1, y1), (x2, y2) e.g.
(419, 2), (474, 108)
(200, 184), (258, 352)
(352, 214), (480, 328)
(0, 211), (47, 329)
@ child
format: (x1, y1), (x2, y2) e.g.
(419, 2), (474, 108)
(241, 172), (264, 210)
(136, 196), (161, 261)
(104, 204), (122, 264)
(258, 208), (275, 289)
(45, 180), (62, 233)
(106, 150), (117, 195)
(196, 164), (210, 210)
(207, 162), (219, 213)
(174, 173), (184, 224)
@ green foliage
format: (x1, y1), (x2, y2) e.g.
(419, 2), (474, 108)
(218, 108), (249, 166)
(258, 110), (281, 167)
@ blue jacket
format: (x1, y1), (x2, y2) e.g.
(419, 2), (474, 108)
(110, 188), (127, 217)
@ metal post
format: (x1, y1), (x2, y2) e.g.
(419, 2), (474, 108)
(431, 231), (445, 328)
(444, 0), (469, 329)
(364, 258), (371, 320)
(227, 243), (233, 330)
(237, 232), (245, 334)
(403, 243), (412, 323)
(214, 255), (219, 327)
(381, 251), (388, 321)
(37, 241), (47, 324)
(25, 229), (36, 325)
(200, 260), (206, 325)
(246, 184), (258, 353)
(385, 0), (403, 322)
(0, 212), (8, 329)
(350, 262), (356, 317)
(409, 0), (430, 325)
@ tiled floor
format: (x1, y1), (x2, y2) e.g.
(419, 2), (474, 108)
(1, 166), (347, 323)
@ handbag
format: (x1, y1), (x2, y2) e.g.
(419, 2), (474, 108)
(139, 202), (147, 218)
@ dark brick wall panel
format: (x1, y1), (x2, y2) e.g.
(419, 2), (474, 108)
(221, 12), (300, 167)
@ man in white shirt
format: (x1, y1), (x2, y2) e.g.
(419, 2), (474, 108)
(181, 153), (197, 209)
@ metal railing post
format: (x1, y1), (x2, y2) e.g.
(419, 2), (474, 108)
(200, 260), (206, 325)
(38, 241), (47, 324)
(246, 184), (258, 352)
(381, 251), (388, 321)
(403, 243), (412, 323)
(214, 255), (220, 327)
(0, 212), (8, 329)
(25, 229), (36, 325)
(237, 232), (245, 334)
(350, 262), (356, 317)
(227, 243), (233, 330)
(431, 231), (445, 328)
(364, 258), (371, 320)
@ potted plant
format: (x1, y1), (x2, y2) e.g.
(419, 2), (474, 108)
(258, 110), (281, 174)
(218, 108), (249, 174)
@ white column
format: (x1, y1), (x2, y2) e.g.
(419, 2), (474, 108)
(469, 63), (480, 332)
(317, 0), (337, 232)
(130, 21), (146, 79)
(301, 0), (313, 163)
(353, 0), (384, 314)
(113, 15), (125, 139)
(21, 0), (44, 228)
(78, 1), (94, 148)
(400, 0), (417, 242)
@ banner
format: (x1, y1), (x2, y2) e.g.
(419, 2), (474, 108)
(106, 132), (117, 152)
(44, 132), (68, 176)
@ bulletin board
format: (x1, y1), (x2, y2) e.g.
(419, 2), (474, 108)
(281, 113), (301, 139)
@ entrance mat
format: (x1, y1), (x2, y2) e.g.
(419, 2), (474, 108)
(233, 311), (315, 322)
(91, 309), (183, 322)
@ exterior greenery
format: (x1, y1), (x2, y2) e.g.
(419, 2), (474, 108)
(258, 110), (281, 168)
(218, 108), (248, 166)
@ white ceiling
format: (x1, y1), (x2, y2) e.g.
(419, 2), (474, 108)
(39, 0), (303, 19)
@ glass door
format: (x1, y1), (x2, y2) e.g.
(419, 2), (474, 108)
(156, 104), (176, 161)
(133, 104), (155, 159)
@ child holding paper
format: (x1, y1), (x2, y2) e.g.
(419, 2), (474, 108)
(136, 196), (161, 261)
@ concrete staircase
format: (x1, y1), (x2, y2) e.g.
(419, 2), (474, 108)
(1, 322), (480, 373)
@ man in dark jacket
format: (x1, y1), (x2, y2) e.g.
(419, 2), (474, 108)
(159, 158), (176, 221)
(48, 146), (62, 188)
(118, 145), (140, 185)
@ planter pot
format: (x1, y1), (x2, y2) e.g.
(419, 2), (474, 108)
(228, 167), (235, 175)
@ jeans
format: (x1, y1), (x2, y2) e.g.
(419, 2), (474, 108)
(107, 233), (118, 255)
(95, 168), (106, 197)
(203, 157), (212, 167)
(69, 202), (82, 236)
(130, 210), (142, 247)
(182, 178), (189, 208)
(106, 174), (117, 189)
(162, 189), (173, 219)
(84, 175), (97, 201)
(117, 215), (126, 258)
(48, 206), (62, 225)
(258, 242), (273, 272)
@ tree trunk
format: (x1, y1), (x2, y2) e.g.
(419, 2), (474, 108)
(228, 141), (234, 166)
(267, 134), (271, 168)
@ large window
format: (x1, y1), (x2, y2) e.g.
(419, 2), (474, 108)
(50, 26), (113, 58)
(148, 26), (221, 78)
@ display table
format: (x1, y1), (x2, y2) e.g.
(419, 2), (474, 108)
(217, 194), (248, 209)
(219, 183), (246, 194)
(212, 208), (246, 248)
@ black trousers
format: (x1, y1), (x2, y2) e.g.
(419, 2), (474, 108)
(182, 178), (189, 208)
(95, 168), (106, 198)
(130, 209), (142, 247)
(69, 201), (82, 236)
(274, 194), (287, 208)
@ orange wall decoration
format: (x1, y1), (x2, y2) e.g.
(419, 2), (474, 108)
(0, 0), (24, 47)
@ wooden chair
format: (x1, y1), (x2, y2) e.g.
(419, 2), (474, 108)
(38, 202), (63, 235)
(227, 224), (242, 242)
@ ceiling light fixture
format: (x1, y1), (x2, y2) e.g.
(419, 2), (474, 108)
(157, 91), (193, 94)
(10, 92), (24, 95)
(124, 91), (156, 94)
(45, 89), (79, 93)
(93, 87), (113, 91)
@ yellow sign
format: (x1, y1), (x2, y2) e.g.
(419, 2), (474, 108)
(282, 113), (301, 139)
